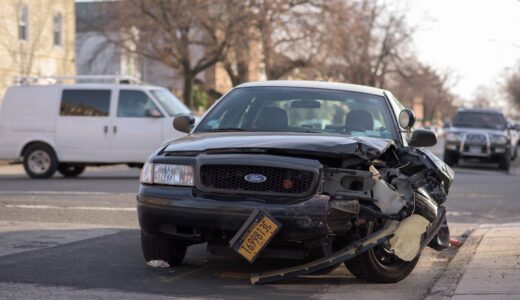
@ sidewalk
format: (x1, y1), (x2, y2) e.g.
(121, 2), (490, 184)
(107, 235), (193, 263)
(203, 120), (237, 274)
(429, 223), (520, 299)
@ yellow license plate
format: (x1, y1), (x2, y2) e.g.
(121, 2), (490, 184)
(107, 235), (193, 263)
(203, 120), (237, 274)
(229, 209), (281, 263)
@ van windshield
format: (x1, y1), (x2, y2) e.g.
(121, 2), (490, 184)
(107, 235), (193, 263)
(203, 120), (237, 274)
(150, 89), (191, 116)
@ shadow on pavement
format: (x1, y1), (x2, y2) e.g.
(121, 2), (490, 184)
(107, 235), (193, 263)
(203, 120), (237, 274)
(0, 230), (360, 299)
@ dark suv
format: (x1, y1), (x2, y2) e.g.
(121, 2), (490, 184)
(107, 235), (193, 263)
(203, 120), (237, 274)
(137, 81), (453, 284)
(444, 109), (515, 170)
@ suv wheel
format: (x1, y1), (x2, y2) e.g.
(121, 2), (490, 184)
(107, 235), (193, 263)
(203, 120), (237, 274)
(58, 164), (86, 177)
(498, 154), (511, 171)
(141, 231), (187, 266)
(344, 222), (420, 283)
(23, 144), (58, 179)
(443, 151), (458, 166)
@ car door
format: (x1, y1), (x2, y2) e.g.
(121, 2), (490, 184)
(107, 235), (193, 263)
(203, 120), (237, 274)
(111, 89), (164, 163)
(55, 88), (113, 162)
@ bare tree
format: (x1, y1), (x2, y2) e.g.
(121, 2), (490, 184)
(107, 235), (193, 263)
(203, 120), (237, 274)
(389, 61), (457, 122)
(505, 65), (520, 107)
(84, 0), (248, 108)
(317, 0), (414, 87)
(221, 0), (325, 85)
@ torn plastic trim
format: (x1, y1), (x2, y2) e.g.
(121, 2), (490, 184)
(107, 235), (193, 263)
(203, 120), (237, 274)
(250, 220), (400, 285)
(389, 214), (430, 261)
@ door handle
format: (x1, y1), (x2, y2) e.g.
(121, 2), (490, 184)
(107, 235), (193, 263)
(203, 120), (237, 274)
(113, 125), (117, 134)
(103, 125), (108, 134)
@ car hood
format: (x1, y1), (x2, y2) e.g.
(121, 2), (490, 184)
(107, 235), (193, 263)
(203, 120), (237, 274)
(449, 127), (505, 135)
(163, 132), (396, 159)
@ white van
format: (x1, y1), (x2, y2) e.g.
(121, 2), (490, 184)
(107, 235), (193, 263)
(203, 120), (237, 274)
(0, 76), (192, 178)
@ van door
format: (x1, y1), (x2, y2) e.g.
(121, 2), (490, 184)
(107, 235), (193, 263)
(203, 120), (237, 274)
(55, 89), (113, 162)
(111, 89), (164, 163)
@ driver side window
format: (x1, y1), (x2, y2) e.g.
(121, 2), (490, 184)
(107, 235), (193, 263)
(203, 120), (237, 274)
(117, 90), (161, 118)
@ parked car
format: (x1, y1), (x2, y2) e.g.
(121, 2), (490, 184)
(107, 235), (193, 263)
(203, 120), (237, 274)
(137, 81), (453, 284)
(444, 109), (515, 170)
(0, 76), (191, 178)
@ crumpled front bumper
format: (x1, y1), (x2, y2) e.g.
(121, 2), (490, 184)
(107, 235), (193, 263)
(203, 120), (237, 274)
(137, 185), (330, 241)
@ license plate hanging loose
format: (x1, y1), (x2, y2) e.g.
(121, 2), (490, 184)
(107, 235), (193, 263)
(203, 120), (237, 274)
(229, 208), (282, 263)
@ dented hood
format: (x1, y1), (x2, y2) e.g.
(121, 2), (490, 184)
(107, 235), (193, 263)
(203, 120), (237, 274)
(163, 132), (395, 159)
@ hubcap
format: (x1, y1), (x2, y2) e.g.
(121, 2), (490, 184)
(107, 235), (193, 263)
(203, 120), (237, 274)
(28, 150), (51, 174)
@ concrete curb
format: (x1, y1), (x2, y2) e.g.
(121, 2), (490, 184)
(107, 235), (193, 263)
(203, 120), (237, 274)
(426, 228), (488, 299)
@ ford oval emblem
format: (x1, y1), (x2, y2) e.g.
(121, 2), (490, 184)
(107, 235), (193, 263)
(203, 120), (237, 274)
(244, 174), (267, 183)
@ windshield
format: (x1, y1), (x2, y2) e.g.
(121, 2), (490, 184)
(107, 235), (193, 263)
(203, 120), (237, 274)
(150, 88), (191, 116)
(195, 87), (398, 140)
(453, 112), (506, 130)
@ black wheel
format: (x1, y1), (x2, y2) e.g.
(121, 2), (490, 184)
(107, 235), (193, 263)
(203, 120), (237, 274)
(344, 222), (420, 283)
(443, 151), (458, 166)
(23, 144), (58, 179)
(141, 231), (187, 266)
(498, 154), (510, 171)
(58, 164), (86, 177)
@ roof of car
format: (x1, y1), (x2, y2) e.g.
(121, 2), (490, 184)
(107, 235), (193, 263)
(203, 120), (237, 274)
(236, 80), (387, 96)
(457, 108), (503, 114)
(10, 83), (163, 90)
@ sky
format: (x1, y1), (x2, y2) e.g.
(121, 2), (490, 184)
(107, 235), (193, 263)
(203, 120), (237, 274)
(407, 0), (520, 101)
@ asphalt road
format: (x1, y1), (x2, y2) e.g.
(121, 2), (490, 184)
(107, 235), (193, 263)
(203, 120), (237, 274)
(1, 144), (519, 299)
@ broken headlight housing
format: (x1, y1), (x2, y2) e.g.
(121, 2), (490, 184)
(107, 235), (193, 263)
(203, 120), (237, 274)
(140, 162), (194, 186)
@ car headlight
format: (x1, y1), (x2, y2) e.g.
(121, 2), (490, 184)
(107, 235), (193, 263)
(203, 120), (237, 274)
(490, 134), (508, 144)
(446, 132), (462, 142)
(140, 162), (194, 186)
(140, 162), (154, 184)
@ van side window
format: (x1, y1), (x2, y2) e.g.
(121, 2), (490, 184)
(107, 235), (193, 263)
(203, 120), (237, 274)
(117, 90), (161, 118)
(60, 90), (111, 116)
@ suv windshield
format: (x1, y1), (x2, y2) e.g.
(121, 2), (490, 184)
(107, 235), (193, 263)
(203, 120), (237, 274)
(453, 111), (507, 130)
(195, 87), (398, 140)
(150, 88), (191, 116)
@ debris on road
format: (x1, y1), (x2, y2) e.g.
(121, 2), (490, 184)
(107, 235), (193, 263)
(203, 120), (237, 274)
(146, 260), (170, 268)
(450, 239), (463, 247)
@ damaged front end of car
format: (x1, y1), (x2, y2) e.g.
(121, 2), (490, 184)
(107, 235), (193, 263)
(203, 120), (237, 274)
(243, 138), (454, 284)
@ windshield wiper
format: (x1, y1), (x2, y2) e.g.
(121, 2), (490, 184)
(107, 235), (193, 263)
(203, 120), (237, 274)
(206, 128), (247, 132)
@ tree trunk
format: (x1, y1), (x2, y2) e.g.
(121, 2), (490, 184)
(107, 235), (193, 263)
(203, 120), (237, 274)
(183, 74), (194, 109)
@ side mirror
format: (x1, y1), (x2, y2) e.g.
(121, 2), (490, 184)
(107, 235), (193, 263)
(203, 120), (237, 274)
(173, 115), (195, 133)
(146, 108), (162, 118)
(409, 129), (437, 147)
(398, 109), (416, 130)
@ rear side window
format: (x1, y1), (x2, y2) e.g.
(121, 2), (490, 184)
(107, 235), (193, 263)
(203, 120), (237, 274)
(60, 90), (111, 116)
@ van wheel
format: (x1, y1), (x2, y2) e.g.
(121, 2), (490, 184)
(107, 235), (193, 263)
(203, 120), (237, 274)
(141, 231), (187, 266)
(23, 144), (58, 179)
(345, 221), (420, 283)
(58, 164), (86, 177)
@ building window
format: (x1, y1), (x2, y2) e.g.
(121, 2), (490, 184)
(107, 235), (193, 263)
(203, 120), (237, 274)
(53, 13), (62, 46)
(18, 5), (28, 41)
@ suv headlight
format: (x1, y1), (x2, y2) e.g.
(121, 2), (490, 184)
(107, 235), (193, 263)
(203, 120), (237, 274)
(490, 134), (508, 144)
(140, 162), (194, 186)
(446, 132), (462, 142)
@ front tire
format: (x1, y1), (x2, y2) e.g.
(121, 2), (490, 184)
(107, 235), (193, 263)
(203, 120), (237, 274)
(344, 222), (420, 283)
(23, 144), (58, 179)
(58, 164), (86, 177)
(498, 153), (511, 171)
(141, 231), (187, 266)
